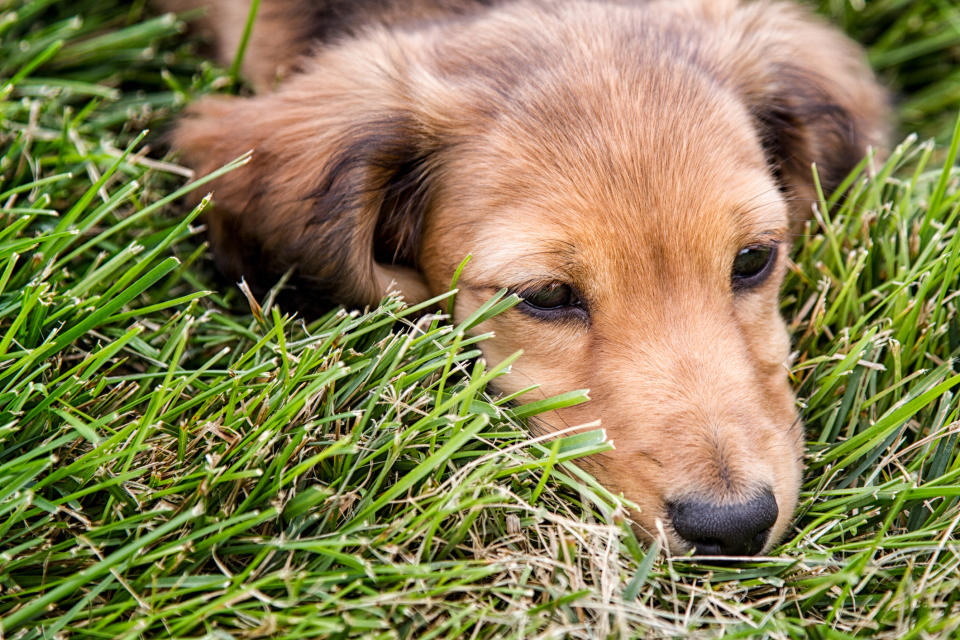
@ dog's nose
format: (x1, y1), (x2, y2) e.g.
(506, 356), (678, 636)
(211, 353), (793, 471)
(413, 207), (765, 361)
(668, 488), (778, 556)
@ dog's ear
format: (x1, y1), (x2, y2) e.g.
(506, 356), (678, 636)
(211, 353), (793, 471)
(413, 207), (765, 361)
(694, 0), (891, 223)
(172, 57), (442, 308)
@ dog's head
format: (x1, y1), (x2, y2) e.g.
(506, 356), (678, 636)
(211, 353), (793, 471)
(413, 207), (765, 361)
(173, 0), (888, 555)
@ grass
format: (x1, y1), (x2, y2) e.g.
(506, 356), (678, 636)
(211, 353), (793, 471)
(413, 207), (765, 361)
(2, 0), (960, 637)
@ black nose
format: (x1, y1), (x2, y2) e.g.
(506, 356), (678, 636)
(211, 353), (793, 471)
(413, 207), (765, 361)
(668, 489), (778, 556)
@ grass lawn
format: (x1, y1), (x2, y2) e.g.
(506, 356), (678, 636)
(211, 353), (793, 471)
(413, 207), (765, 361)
(2, 0), (960, 637)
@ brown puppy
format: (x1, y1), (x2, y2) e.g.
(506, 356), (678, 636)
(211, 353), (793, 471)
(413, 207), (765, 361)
(169, 0), (889, 556)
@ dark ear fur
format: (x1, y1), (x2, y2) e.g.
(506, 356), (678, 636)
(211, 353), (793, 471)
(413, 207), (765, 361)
(172, 66), (438, 309)
(748, 63), (887, 215)
(698, 0), (891, 224)
(307, 117), (433, 273)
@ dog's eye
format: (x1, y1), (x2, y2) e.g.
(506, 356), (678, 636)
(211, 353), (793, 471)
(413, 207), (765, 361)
(732, 244), (778, 291)
(517, 283), (588, 321)
(525, 283), (575, 309)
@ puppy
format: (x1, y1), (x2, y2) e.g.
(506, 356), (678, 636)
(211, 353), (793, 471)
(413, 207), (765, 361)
(169, 0), (889, 556)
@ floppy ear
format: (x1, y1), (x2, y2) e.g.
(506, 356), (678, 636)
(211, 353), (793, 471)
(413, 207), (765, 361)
(691, 0), (891, 223)
(171, 55), (440, 308)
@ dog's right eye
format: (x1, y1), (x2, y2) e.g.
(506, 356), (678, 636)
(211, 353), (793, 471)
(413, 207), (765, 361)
(517, 283), (588, 322)
(732, 244), (778, 291)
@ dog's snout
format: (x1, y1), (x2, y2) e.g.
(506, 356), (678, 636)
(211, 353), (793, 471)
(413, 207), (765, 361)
(668, 488), (778, 556)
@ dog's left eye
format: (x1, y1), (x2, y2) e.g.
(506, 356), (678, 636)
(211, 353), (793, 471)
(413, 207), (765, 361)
(517, 283), (588, 321)
(732, 244), (778, 291)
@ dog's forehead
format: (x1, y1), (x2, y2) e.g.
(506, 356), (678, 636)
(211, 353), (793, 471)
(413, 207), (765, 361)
(446, 52), (786, 222)
(442, 96), (787, 284)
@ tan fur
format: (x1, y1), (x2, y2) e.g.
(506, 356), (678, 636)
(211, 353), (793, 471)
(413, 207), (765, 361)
(169, 0), (889, 553)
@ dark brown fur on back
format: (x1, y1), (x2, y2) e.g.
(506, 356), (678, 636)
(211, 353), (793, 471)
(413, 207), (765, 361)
(160, 0), (501, 89)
